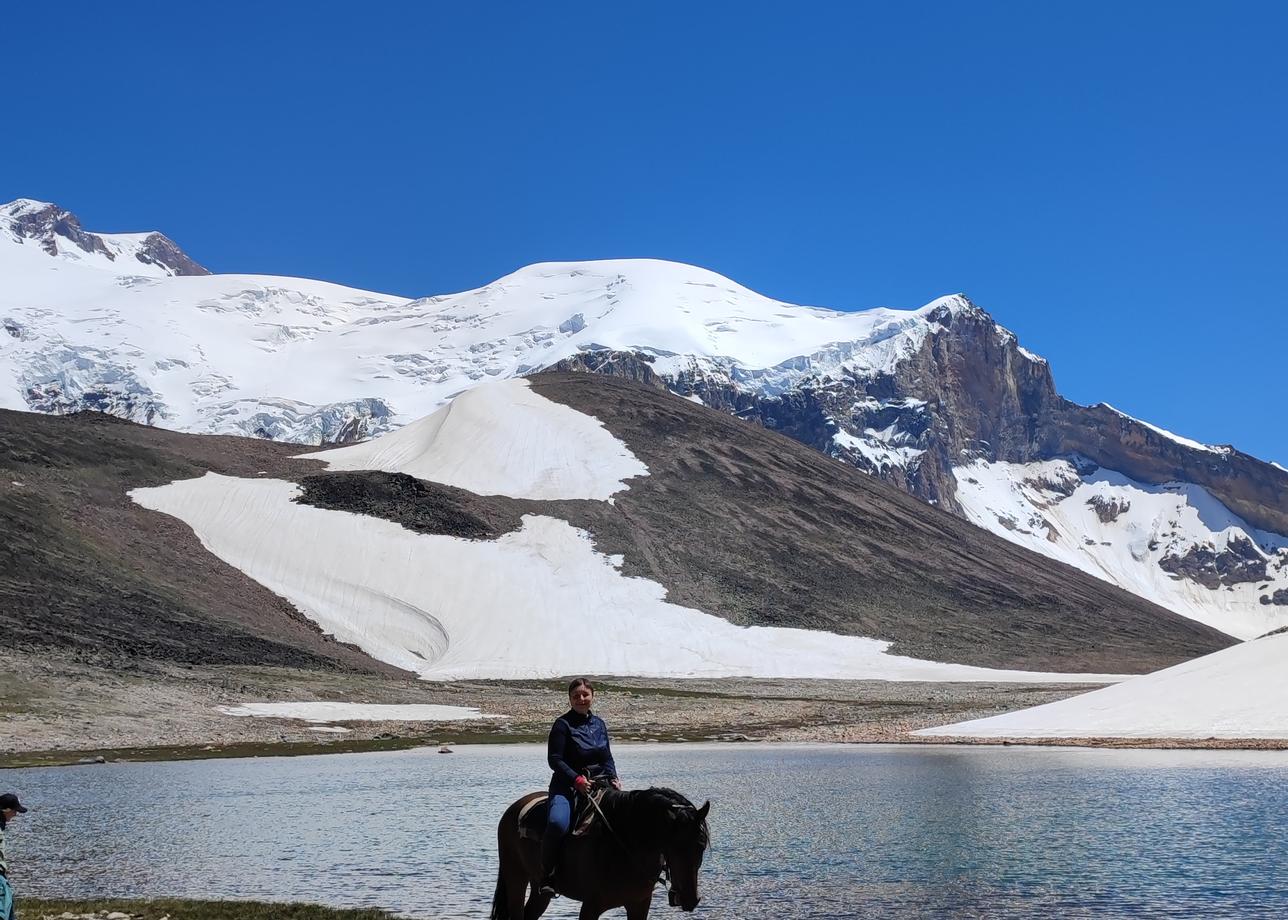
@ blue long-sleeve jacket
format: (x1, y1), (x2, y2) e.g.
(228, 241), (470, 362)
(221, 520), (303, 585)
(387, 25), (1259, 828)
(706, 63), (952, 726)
(547, 709), (617, 794)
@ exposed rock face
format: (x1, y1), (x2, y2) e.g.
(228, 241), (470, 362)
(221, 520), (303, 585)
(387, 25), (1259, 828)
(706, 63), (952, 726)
(134, 231), (209, 276)
(1261, 589), (1288, 606)
(1050, 402), (1288, 537)
(544, 298), (1288, 618)
(548, 350), (667, 388)
(3, 199), (209, 276)
(546, 296), (1287, 539)
(7, 200), (118, 260)
(1088, 495), (1131, 523)
(1158, 537), (1269, 590)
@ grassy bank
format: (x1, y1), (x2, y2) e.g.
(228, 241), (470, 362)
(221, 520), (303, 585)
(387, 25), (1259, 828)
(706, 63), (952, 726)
(25, 899), (395, 920)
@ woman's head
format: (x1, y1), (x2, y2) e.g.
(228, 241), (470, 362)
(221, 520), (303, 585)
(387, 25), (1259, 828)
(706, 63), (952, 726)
(0, 792), (24, 828)
(568, 678), (594, 714)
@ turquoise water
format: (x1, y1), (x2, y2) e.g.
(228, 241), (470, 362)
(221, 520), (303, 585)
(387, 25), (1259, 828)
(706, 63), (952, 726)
(3, 743), (1287, 918)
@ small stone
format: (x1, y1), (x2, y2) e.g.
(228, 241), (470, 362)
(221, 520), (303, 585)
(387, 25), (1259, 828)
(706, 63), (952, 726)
(438, 745), (453, 753)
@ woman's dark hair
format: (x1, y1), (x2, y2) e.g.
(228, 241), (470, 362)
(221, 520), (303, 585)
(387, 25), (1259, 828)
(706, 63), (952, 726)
(568, 677), (594, 695)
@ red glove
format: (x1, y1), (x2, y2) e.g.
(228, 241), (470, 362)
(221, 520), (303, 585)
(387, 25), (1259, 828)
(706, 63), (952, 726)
(573, 775), (590, 794)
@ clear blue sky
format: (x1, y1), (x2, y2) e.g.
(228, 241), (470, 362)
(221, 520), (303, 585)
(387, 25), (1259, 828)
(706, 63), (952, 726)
(5, 3), (1286, 463)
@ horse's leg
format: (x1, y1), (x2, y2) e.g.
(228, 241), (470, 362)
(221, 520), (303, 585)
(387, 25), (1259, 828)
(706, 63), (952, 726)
(624, 894), (653, 920)
(522, 888), (553, 920)
(577, 904), (604, 920)
(502, 860), (527, 920)
(498, 832), (527, 920)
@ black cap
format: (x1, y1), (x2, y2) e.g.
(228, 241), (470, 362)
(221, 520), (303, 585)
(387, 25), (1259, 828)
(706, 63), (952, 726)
(0, 794), (26, 813)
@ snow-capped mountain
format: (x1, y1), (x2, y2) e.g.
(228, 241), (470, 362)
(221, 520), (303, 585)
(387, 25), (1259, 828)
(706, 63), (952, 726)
(2, 198), (208, 278)
(3, 199), (1286, 639)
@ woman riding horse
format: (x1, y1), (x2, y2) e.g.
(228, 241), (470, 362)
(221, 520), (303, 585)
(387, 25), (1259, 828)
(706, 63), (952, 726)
(541, 678), (622, 895)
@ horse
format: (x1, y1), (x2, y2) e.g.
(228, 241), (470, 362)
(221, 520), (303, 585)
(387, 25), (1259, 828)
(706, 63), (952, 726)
(491, 786), (711, 920)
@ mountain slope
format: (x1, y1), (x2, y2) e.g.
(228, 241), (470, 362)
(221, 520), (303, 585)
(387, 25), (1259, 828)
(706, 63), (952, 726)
(2, 373), (1233, 680)
(0, 407), (398, 673)
(116, 374), (1233, 677)
(4, 199), (1285, 638)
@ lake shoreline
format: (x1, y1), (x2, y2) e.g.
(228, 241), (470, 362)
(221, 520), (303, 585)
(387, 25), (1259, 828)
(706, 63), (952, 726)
(7, 650), (1284, 771)
(24, 897), (395, 920)
(7, 731), (1287, 771)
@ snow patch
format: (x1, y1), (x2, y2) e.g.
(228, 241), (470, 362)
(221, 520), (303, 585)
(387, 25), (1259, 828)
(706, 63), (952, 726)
(297, 378), (648, 500)
(916, 632), (1288, 740)
(218, 702), (502, 723)
(130, 472), (1126, 683)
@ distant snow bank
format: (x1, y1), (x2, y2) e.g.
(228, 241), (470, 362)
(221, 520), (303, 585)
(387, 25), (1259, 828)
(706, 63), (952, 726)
(298, 378), (647, 500)
(218, 702), (501, 723)
(130, 472), (1126, 683)
(915, 632), (1288, 740)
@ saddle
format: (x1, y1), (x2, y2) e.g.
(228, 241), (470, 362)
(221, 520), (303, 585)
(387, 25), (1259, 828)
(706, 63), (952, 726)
(517, 782), (610, 842)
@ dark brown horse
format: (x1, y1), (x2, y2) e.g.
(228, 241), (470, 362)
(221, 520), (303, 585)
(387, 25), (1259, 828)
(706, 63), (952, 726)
(491, 786), (711, 920)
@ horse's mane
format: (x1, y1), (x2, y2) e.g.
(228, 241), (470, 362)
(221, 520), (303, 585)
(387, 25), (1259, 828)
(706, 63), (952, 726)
(599, 786), (709, 847)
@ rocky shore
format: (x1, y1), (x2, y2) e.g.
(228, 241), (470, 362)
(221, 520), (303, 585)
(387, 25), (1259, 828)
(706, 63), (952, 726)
(11, 650), (1279, 769)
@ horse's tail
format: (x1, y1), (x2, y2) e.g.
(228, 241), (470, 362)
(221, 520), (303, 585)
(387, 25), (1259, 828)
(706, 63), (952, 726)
(490, 868), (508, 920)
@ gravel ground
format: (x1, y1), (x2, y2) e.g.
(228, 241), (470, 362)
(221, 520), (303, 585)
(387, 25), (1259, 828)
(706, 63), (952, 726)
(5, 653), (1282, 766)
(0, 651), (1103, 762)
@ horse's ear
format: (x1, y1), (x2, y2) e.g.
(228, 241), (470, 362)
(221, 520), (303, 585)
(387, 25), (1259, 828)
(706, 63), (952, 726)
(696, 801), (710, 821)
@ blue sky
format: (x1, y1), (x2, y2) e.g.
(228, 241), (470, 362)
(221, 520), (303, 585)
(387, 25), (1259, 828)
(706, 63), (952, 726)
(5, 3), (1286, 462)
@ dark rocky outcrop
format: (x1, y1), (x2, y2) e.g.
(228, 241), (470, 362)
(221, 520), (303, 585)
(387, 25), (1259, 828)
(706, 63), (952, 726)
(5, 201), (209, 275)
(1088, 495), (1131, 524)
(1158, 537), (1269, 590)
(134, 231), (210, 276)
(296, 471), (522, 540)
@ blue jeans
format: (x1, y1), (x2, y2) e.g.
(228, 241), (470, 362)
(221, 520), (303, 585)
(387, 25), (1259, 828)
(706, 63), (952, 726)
(541, 792), (573, 873)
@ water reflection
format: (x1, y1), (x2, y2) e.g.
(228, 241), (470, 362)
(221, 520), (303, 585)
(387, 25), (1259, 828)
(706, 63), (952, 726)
(4, 744), (1287, 919)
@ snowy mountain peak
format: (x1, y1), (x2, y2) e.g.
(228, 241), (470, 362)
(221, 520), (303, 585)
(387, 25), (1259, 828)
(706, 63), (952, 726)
(1, 198), (58, 219)
(1, 197), (208, 277)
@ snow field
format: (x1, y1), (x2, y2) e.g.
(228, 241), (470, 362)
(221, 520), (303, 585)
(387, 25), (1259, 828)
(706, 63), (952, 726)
(130, 472), (1128, 683)
(298, 378), (648, 500)
(953, 458), (1288, 639)
(2, 207), (997, 443)
(218, 702), (502, 723)
(915, 632), (1288, 740)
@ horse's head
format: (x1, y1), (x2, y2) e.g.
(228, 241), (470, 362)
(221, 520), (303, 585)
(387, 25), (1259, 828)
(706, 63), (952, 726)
(661, 797), (710, 912)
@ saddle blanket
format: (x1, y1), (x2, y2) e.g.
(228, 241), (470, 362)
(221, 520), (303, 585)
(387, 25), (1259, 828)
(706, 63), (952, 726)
(517, 789), (606, 841)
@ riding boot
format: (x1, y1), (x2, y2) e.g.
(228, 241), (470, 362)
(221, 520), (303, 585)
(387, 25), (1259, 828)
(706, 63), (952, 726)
(537, 835), (560, 897)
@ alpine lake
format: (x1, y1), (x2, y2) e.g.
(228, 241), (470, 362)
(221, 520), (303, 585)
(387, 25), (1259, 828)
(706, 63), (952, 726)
(4, 743), (1287, 919)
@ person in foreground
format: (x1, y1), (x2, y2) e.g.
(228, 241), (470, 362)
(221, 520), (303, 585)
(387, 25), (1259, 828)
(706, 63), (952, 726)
(540, 677), (622, 895)
(0, 793), (27, 920)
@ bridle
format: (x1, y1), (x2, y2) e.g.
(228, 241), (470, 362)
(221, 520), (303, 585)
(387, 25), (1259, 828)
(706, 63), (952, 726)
(582, 786), (704, 903)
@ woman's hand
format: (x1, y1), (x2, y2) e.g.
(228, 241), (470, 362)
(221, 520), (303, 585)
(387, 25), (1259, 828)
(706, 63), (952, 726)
(573, 775), (590, 794)
(611, 777), (623, 791)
